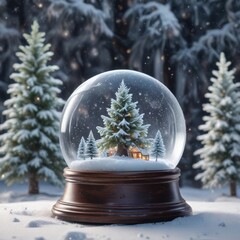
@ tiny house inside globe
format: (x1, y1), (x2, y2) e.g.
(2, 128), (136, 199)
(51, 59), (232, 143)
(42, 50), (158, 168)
(60, 70), (186, 171)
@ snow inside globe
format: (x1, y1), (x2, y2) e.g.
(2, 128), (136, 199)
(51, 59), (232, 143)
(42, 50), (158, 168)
(60, 70), (186, 172)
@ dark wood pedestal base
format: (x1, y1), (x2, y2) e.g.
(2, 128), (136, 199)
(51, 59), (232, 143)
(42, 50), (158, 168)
(52, 167), (192, 224)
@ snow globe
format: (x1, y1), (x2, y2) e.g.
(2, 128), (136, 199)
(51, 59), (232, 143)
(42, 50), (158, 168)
(52, 70), (192, 223)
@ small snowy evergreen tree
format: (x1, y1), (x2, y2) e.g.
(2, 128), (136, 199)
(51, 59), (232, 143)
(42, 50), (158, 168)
(194, 53), (240, 197)
(77, 137), (86, 160)
(151, 130), (166, 161)
(97, 81), (150, 156)
(86, 131), (98, 160)
(0, 21), (65, 194)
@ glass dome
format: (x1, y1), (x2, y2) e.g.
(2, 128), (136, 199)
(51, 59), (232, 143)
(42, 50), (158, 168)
(60, 70), (186, 171)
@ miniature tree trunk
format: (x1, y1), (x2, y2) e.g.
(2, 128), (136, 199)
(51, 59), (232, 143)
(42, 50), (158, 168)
(116, 143), (128, 156)
(230, 179), (237, 197)
(28, 173), (39, 194)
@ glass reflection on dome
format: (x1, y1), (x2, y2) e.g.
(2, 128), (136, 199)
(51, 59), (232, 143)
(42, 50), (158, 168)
(60, 70), (186, 171)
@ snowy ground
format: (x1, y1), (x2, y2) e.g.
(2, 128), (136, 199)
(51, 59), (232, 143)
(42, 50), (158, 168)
(70, 157), (173, 171)
(0, 182), (239, 240)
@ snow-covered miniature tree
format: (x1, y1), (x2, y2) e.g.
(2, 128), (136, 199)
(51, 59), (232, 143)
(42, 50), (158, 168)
(0, 21), (65, 194)
(77, 137), (86, 160)
(97, 81), (150, 156)
(151, 130), (166, 161)
(194, 53), (240, 197)
(86, 131), (98, 160)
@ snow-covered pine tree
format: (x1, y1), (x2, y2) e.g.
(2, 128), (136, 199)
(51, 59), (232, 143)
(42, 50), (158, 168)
(77, 137), (86, 160)
(194, 53), (240, 197)
(151, 130), (166, 161)
(0, 21), (65, 194)
(86, 131), (98, 160)
(125, 1), (182, 82)
(97, 81), (150, 156)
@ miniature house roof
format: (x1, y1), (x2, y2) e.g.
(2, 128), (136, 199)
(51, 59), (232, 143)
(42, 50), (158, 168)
(130, 144), (149, 156)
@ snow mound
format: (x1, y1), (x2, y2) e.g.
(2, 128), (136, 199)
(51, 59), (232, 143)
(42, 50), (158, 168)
(35, 237), (45, 240)
(63, 231), (86, 240)
(13, 217), (20, 222)
(27, 220), (56, 228)
(70, 157), (173, 171)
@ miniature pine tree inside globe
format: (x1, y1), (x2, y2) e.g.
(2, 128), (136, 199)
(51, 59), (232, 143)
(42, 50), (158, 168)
(97, 80), (150, 156)
(53, 70), (192, 224)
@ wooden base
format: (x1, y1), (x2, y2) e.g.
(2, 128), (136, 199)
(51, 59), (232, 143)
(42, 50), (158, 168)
(52, 167), (192, 224)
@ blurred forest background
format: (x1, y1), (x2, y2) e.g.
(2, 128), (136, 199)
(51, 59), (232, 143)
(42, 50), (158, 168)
(0, 0), (240, 185)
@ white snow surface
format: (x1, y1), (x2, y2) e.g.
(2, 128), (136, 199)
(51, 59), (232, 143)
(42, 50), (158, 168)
(70, 157), (173, 171)
(0, 181), (240, 240)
